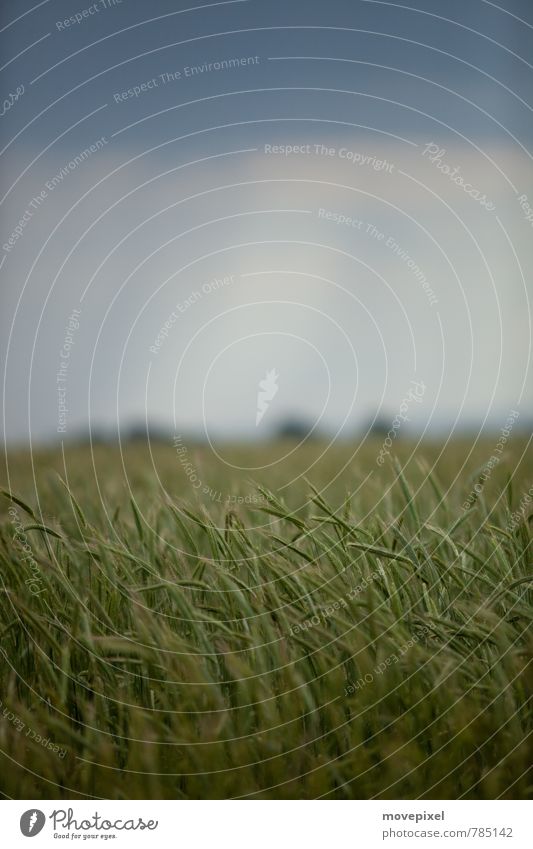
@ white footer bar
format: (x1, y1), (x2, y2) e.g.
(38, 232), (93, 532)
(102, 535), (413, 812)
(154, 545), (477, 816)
(3, 799), (530, 848)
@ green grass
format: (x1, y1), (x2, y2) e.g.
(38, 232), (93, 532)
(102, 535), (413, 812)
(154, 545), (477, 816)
(0, 437), (531, 799)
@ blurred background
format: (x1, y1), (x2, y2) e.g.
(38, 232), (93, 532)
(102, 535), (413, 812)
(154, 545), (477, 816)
(1, 0), (532, 447)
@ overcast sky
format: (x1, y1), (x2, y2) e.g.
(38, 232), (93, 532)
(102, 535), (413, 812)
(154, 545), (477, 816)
(1, 0), (532, 444)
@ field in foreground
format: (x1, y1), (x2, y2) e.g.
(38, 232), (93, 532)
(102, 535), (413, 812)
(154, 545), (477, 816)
(0, 437), (532, 799)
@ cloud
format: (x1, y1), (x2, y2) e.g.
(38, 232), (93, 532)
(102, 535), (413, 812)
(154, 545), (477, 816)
(1, 136), (531, 442)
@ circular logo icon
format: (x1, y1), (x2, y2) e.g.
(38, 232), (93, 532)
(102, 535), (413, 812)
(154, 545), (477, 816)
(20, 810), (46, 837)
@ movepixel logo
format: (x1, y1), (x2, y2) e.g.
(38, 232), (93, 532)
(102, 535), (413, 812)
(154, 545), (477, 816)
(20, 810), (46, 837)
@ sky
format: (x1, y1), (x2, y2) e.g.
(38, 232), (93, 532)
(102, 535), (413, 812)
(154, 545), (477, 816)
(1, 0), (532, 444)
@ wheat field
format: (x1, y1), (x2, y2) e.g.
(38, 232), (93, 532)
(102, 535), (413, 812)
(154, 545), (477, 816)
(0, 437), (531, 799)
